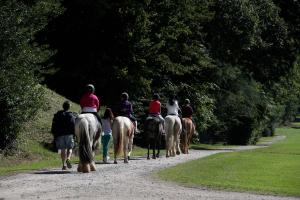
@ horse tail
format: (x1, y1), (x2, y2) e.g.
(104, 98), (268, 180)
(76, 117), (93, 163)
(181, 118), (189, 152)
(165, 116), (174, 149)
(182, 118), (187, 142)
(112, 118), (124, 156)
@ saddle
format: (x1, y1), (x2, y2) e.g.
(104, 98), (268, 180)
(146, 114), (160, 122)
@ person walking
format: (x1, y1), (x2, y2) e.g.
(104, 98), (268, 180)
(51, 101), (76, 170)
(101, 108), (114, 163)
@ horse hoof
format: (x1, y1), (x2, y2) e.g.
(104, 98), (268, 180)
(147, 157), (150, 160)
(176, 151), (180, 155)
(124, 160), (129, 163)
(114, 161), (118, 164)
(90, 163), (96, 171)
(152, 156), (156, 159)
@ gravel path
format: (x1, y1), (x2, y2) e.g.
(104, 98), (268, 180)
(0, 136), (299, 200)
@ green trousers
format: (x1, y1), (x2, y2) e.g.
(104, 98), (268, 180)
(101, 134), (111, 158)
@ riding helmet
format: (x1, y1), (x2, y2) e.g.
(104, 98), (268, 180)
(121, 92), (129, 100)
(86, 84), (95, 93)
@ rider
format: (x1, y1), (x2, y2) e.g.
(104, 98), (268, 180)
(181, 99), (193, 119)
(148, 93), (164, 124)
(166, 94), (181, 116)
(80, 84), (102, 125)
(119, 92), (140, 134)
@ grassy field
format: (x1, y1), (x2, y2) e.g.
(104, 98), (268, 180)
(156, 125), (300, 197)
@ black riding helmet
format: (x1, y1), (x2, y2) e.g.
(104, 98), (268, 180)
(153, 93), (160, 100)
(86, 84), (95, 93)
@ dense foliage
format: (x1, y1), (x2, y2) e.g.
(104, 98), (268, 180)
(1, 0), (299, 150)
(0, 0), (62, 150)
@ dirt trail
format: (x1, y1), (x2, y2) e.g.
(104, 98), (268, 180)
(0, 137), (299, 200)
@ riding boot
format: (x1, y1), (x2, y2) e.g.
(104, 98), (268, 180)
(134, 121), (140, 134)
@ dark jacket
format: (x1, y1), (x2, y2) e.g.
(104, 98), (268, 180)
(181, 105), (193, 118)
(51, 110), (76, 138)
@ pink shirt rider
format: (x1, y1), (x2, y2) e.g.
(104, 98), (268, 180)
(80, 93), (100, 112)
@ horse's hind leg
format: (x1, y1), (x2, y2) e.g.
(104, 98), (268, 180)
(175, 133), (181, 155)
(77, 162), (82, 172)
(147, 143), (150, 160)
(82, 162), (91, 173)
(127, 134), (134, 161)
(124, 138), (129, 163)
(156, 137), (161, 158)
(90, 161), (96, 171)
(152, 141), (156, 159)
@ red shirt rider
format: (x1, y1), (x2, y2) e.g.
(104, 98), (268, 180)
(149, 99), (161, 114)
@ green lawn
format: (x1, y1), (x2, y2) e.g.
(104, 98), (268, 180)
(156, 126), (300, 197)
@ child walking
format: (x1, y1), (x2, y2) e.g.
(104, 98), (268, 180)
(101, 108), (114, 163)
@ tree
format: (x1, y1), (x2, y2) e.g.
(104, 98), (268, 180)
(0, 0), (62, 150)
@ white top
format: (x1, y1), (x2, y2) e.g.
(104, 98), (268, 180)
(82, 107), (97, 112)
(166, 100), (180, 116)
(101, 118), (112, 136)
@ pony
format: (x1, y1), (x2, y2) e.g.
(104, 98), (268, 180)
(180, 118), (196, 154)
(144, 116), (164, 159)
(112, 116), (135, 164)
(164, 115), (182, 157)
(74, 113), (101, 173)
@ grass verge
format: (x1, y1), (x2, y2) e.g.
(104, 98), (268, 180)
(155, 125), (300, 197)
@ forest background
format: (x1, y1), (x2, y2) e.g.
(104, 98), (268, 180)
(1, 0), (300, 152)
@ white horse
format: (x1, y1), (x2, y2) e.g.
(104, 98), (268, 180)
(75, 113), (101, 173)
(112, 116), (135, 164)
(164, 115), (182, 157)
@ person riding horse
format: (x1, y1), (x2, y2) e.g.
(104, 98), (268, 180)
(118, 92), (140, 134)
(80, 84), (102, 125)
(147, 93), (164, 132)
(181, 98), (193, 119)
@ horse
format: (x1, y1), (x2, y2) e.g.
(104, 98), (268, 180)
(111, 116), (135, 164)
(180, 118), (196, 154)
(144, 116), (164, 160)
(164, 115), (182, 157)
(74, 113), (101, 173)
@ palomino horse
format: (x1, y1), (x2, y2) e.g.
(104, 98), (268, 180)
(112, 116), (135, 164)
(144, 116), (164, 159)
(180, 118), (196, 154)
(164, 115), (182, 157)
(75, 113), (101, 173)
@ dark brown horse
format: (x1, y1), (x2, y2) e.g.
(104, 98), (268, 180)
(144, 116), (164, 159)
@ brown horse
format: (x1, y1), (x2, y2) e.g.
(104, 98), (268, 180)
(180, 118), (196, 154)
(112, 116), (135, 164)
(144, 116), (164, 159)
